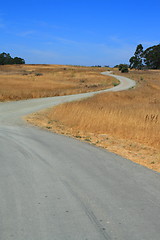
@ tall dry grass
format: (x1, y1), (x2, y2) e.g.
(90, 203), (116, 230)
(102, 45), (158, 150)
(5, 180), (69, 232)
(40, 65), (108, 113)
(45, 70), (160, 150)
(0, 64), (116, 101)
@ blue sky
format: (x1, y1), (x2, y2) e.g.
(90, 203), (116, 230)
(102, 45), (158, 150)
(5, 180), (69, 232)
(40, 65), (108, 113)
(0, 0), (160, 66)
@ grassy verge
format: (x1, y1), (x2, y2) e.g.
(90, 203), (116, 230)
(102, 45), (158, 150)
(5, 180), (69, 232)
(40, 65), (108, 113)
(0, 64), (117, 101)
(26, 69), (160, 172)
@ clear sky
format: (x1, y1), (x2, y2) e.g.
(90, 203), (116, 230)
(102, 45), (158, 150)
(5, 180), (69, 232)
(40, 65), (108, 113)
(0, 0), (160, 66)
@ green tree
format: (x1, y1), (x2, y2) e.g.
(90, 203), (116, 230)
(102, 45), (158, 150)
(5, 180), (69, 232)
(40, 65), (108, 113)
(129, 44), (143, 69)
(121, 65), (128, 73)
(13, 57), (25, 64)
(143, 44), (160, 69)
(118, 64), (129, 71)
(0, 52), (13, 65)
(0, 52), (25, 65)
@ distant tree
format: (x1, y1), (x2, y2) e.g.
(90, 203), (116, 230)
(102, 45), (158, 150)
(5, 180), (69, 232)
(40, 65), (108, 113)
(0, 52), (12, 65)
(0, 52), (25, 65)
(129, 44), (144, 69)
(117, 64), (129, 73)
(143, 44), (160, 69)
(118, 64), (128, 71)
(114, 65), (119, 68)
(121, 65), (129, 73)
(13, 57), (25, 64)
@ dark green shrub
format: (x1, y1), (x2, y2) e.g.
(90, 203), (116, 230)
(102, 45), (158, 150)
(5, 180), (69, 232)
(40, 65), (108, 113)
(118, 64), (129, 71)
(121, 66), (129, 73)
(35, 73), (43, 76)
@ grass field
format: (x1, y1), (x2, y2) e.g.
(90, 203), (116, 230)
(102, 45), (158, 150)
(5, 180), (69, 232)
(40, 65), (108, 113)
(0, 64), (116, 101)
(26, 69), (160, 172)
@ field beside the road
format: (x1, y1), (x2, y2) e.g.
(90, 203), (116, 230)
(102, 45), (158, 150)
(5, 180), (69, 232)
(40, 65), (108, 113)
(0, 64), (116, 101)
(26, 69), (160, 172)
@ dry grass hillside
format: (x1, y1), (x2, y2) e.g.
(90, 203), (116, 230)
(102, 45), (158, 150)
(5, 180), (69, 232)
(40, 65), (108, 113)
(0, 64), (116, 101)
(26, 69), (160, 172)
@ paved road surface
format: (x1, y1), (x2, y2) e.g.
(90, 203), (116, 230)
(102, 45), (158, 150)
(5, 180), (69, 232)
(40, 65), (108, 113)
(0, 72), (160, 240)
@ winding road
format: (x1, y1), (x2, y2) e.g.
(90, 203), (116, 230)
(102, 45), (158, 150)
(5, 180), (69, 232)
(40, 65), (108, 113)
(0, 72), (160, 240)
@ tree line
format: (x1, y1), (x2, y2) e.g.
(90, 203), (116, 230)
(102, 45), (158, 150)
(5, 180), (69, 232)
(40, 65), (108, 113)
(129, 43), (160, 70)
(117, 43), (160, 72)
(0, 52), (25, 65)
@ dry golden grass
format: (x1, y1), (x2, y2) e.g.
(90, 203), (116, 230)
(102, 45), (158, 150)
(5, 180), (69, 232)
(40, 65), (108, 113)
(0, 64), (116, 101)
(26, 69), (160, 172)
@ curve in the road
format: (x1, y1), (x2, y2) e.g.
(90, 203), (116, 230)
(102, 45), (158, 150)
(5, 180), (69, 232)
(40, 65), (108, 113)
(0, 72), (160, 240)
(0, 71), (136, 126)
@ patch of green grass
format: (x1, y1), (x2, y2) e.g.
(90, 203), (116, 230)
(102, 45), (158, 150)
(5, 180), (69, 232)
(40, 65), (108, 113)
(113, 82), (119, 86)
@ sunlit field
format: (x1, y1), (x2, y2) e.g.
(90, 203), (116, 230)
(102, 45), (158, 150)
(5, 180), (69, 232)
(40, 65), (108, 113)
(26, 69), (160, 172)
(0, 64), (116, 101)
